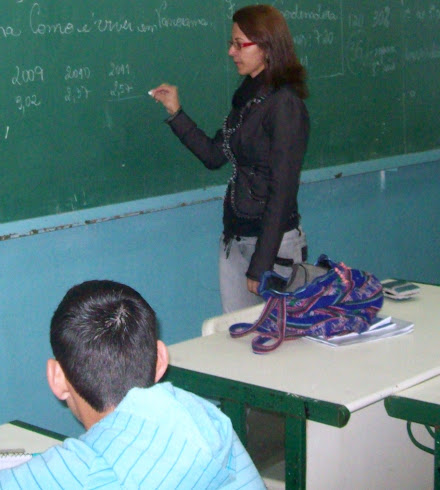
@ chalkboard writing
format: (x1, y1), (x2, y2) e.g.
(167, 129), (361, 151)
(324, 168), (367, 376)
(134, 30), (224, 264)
(0, 0), (439, 222)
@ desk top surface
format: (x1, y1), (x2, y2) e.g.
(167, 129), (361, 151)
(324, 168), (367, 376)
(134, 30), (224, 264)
(169, 283), (440, 412)
(389, 375), (440, 405)
(0, 422), (62, 454)
(385, 374), (440, 425)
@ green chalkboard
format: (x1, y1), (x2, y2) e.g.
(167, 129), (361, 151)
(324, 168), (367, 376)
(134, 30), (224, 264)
(1, 0), (439, 222)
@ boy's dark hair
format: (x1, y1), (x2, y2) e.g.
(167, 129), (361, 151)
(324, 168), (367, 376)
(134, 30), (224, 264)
(50, 280), (158, 412)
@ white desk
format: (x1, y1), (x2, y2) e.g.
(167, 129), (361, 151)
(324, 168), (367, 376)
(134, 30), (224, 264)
(0, 420), (64, 454)
(167, 283), (440, 489)
(385, 375), (440, 489)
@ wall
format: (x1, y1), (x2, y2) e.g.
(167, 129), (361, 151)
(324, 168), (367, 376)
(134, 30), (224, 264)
(0, 159), (439, 437)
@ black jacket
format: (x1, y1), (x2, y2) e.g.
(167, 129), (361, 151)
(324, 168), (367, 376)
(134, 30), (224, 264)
(167, 84), (309, 281)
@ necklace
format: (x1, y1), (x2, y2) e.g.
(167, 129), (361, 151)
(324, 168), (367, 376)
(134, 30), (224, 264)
(222, 96), (266, 219)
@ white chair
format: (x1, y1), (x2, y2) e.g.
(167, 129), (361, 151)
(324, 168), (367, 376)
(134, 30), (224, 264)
(201, 304), (264, 337)
(202, 305), (285, 490)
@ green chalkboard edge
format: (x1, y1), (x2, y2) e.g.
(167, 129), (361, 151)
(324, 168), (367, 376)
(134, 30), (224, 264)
(1, 149), (439, 241)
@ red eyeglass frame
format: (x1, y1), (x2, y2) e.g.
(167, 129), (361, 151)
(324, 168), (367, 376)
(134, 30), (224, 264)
(228, 41), (257, 50)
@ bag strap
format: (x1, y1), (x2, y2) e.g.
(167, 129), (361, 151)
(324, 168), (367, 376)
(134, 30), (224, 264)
(251, 296), (287, 354)
(285, 263), (309, 290)
(229, 296), (279, 338)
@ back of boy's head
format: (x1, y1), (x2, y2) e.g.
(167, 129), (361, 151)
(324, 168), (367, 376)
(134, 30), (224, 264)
(50, 280), (158, 412)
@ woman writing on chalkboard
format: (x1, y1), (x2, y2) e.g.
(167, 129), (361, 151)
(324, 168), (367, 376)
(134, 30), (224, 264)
(150, 4), (309, 313)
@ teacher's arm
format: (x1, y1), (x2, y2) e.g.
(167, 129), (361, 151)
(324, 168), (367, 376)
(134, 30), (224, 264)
(247, 91), (310, 282)
(149, 83), (181, 115)
(149, 83), (227, 170)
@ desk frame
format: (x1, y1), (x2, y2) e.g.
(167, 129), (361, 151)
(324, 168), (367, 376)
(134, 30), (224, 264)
(166, 366), (350, 489)
(385, 395), (440, 490)
(8, 420), (66, 442)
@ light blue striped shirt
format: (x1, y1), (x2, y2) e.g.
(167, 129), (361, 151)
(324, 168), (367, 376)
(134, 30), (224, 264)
(0, 382), (265, 489)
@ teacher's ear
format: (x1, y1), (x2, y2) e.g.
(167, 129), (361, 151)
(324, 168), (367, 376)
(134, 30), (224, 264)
(155, 341), (169, 383)
(46, 358), (70, 401)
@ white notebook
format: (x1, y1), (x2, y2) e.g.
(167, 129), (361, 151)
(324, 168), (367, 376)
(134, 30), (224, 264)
(0, 451), (33, 470)
(305, 316), (414, 347)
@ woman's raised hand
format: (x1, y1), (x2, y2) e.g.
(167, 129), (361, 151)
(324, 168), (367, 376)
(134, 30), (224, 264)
(149, 83), (181, 115)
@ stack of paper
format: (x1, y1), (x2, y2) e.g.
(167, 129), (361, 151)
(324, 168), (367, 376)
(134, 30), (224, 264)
(381, 279), (420, 300)
(305, 316), (414, 347)
(0, 451), (32, 470)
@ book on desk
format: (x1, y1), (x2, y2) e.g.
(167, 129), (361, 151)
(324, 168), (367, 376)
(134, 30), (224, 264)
(0, 451), (33, 470)
(0, 421), (64, 471)
(305, 316), (414, 347)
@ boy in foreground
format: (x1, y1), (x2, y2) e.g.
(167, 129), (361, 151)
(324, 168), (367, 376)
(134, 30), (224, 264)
(0, 280), (265, 489)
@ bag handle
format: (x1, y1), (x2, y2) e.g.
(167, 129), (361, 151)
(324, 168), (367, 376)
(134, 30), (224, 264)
(251, 296), (287, 354)
(229, 296), (279, 338)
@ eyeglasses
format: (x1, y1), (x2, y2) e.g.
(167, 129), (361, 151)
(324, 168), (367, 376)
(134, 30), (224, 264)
(228, 40), (256, 51)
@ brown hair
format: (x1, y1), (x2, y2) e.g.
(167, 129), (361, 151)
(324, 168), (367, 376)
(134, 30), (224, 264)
(233, 4), (308, 98)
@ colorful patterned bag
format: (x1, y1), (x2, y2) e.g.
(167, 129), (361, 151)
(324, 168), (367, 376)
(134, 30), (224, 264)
(229, 255), (384, 354)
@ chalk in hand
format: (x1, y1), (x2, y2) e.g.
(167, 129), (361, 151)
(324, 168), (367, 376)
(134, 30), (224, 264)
(148, 90), (154, 97)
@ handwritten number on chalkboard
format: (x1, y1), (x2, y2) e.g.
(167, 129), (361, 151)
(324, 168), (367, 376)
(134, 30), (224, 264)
(373, 7), (391, 28)
(12, 66), (44, 86)
(65, 66), (91, 81)
(109, 63), (130, 77)
(110, 81), (134, 99)
(15, 94), (41, 114)
(64, 86), (91, 104)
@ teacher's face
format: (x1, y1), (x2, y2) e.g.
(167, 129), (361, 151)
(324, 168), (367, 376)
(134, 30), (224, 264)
(228, 23), (265, 78)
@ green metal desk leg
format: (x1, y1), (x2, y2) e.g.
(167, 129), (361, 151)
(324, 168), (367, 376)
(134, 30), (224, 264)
(285, 414), (307, 490)
(221, 399), (247, 447)
(436, 426), (440, 490)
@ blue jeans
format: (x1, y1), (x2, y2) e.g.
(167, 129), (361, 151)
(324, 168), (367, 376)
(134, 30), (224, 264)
(218, 227), (307, 313)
